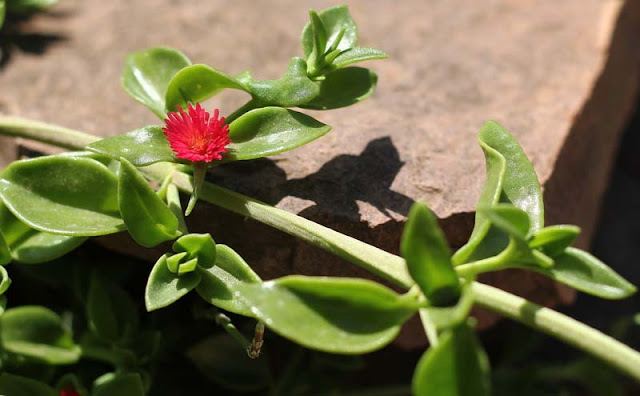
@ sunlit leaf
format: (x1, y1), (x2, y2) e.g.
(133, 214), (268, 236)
(300, 67), (377, 110)
(234, 276), (418, 353)
(87, 126), (175, 166)
(332, 47), (388, 69)
(528, 225), (580, 257)
(249, 58), (319, 107)
(173, 233), (216, 269)
(145, 254), (201, 311)
(225, 107), (331, 160)
(0, 156), (124, 236)
(302, 5), (357, 58)
(122, 47), (191, 118)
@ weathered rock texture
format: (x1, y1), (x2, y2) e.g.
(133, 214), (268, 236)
(1, 1), (639, 346)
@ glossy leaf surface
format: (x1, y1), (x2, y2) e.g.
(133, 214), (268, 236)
(122, 47), (191, 117)
(0, 156), (124, 236)
(300, 67), (377, 110)
(528, 225), (580, 257)
(87, 274), (138, 342)
(302, 5), (357, 57)
(234, 276), (418, 353)
(118, 158), (180, 247)
(225, 107), (331, 160)
(0, 202), (86, 264)
(197, 245), (261, 316)
(0, 306), (80, 364)
(0, 374), (57, 396)
(165, 64), (248, 112)
(401, 202), (460, 307)
(332, 47), (388, 68)
(527, 247), (636, 299)
(87, 126), (174, 166)
(478, 204), (530, 240)
(145, 254), (201, 311)
(249, 58), (319, 107)
(187, 333), (271, 391)
(173, 233), (216, 269)
(0, 265), (10, 294)
(93, 373), (145, 396)
(453, 121), (542, 264)
(413, 323), (490, 396)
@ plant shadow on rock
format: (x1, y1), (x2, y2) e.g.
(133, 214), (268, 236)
(212, 136), (414, 223)
(0, 11), (67, 69)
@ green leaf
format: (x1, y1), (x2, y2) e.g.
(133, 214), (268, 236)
(0, 201), (86, 264)
(400, 202), (460, 307)
(173, 233), (216, 269)
(86, 126), (175, 166)
(528, 225), (580, 257)
(225, 107), (331, 160)
(300, 67), (377, 110)
(0, 265), (10, 294)
(249, 58), (319, 107)
(0, 1), (6, 30)
(93, 373), (145, 396)
(423, 283), (475, 331)
(302, 5), (357, 58)
(6, 0), (58, 14)
(145, 254), (201, 311)
(453, 121), (543, 264)
(0, 156), (125, 236)
(122, 47), (191, 118)
(525, 247), (636, 299)
(187, 333), (271, 392)
(305, 10), (328, 74)
(118, 158), (180, 247)
(0, 374), (58, 396)
(234, 276), (418, 353)
(165, 64), (248, 112)
(413, 323), (490, 396)
(478, 204), (530, 240)
(196, 245), (261, 317)
(0, 306), (80, 364)
(0, 231), (9, 265)
(332, 47), (388, 68)
(87, 273), (138, 342)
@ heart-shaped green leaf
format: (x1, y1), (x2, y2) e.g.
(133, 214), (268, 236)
(122, 47), (191, 118)
(145, 254), (201, 311)
(413, 322), (490, 396)
(401, 202), (460, 307)
(87, 126), (175, 166)
(118, 158), (180, 247)
(225, 107), (331, 160)
(300, 67), (377, 110)
(249, 58), (319, 107)
(173, 233), (216, 269)
(0, 306), (81, 364)
(0, 201), (86, 264)
(87, 273), (138, 343)
(234, 276), (419, 353)
(0, 156), (125, 236)
(453, 121), (543, 264)
(187, 333), (271, 392)
(165, 64), (248, 112)
(525, 247), (636, 299)
(528, 225), (580, 257)
(196, 244), (261, 317)
(92, 373), (145, 396)
(0, 374), (58, 396)
(332, 47), (388, 69)
(302, 5), (357, 58)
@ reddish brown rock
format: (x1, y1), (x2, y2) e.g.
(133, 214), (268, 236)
(1, 1), (639, 347)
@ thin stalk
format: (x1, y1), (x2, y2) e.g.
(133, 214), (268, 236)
(2, 116), (640, 382)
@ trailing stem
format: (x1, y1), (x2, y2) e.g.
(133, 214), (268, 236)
(2, 116), (640, 382)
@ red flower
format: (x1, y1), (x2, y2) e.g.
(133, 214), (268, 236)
(60, 387), (81, 396)
(163, 103), (231, 163)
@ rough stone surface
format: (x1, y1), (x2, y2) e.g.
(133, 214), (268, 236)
(1, 1), (639, 347)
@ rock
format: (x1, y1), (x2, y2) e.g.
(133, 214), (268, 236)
(1, 0), (639, 347)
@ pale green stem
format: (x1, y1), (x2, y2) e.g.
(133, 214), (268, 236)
(2, 116), (640, 382)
